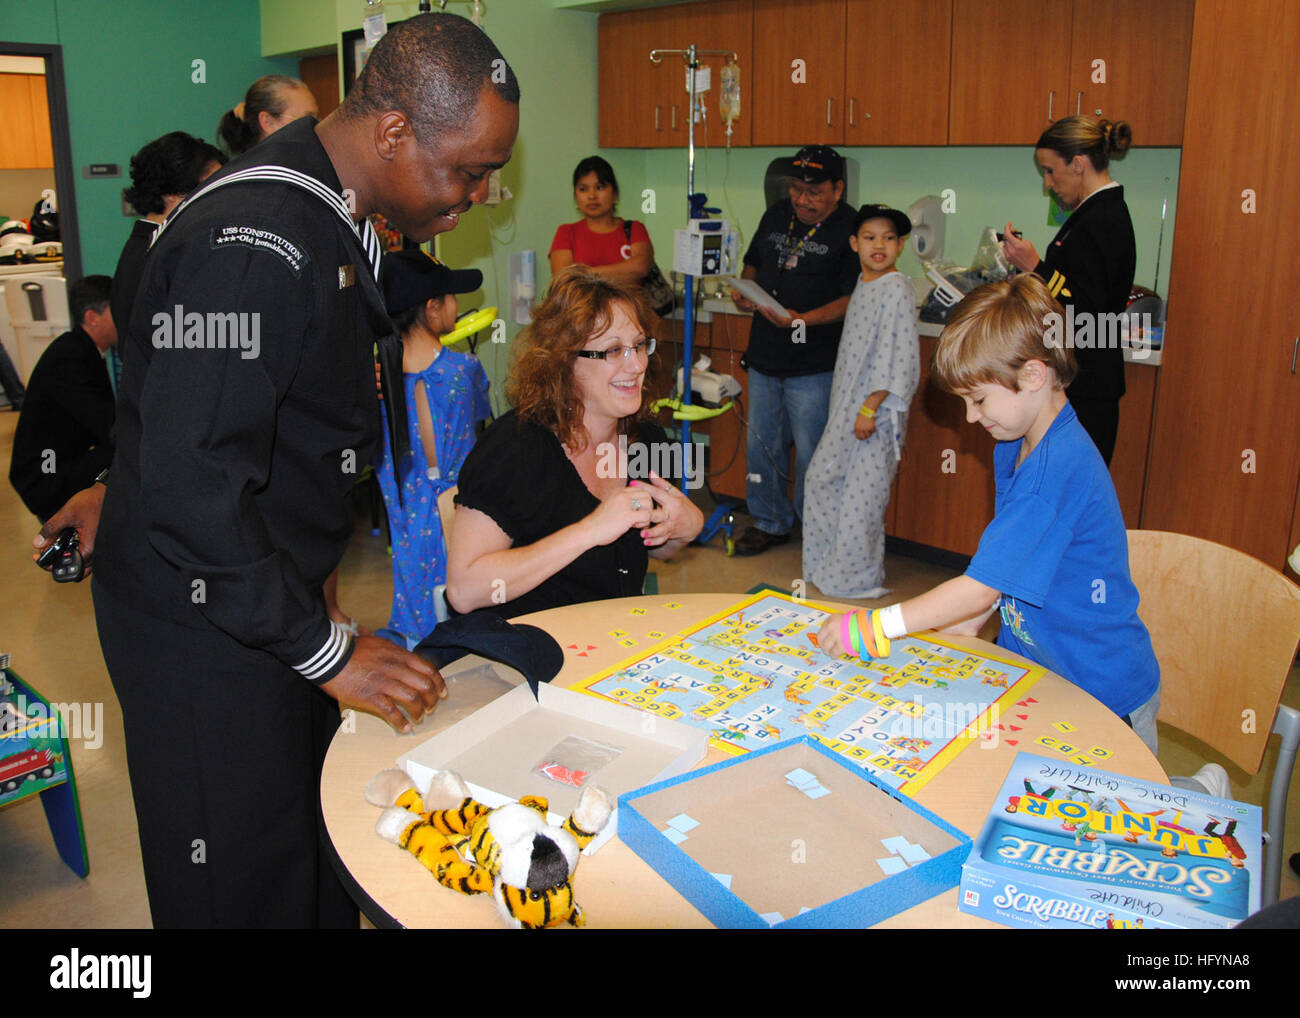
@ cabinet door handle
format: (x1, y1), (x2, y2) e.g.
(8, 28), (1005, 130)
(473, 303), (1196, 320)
(848, 97), (855, 127)
(826, 97), (834, 126)
(654, 105), (661, 131)
(1292, 337), (1298, 374)
(1047, 90), (1055, 122)
(1076, 91), (1083, 115)
(671, 105), (678, 130)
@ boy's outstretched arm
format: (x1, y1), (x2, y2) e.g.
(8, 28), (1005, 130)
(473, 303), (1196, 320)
(816, 575), (999, 659)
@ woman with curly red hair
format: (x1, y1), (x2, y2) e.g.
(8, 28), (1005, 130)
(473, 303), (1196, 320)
(447, 267), (703, 618)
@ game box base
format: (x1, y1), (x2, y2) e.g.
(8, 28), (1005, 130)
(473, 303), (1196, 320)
(619, 735), (972, 927)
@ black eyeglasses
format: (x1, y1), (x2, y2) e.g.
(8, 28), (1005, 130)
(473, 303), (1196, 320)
(575, 337), (657, 361)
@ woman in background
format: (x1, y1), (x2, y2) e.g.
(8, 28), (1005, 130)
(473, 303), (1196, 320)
(217, 75), (319, 158)
(1002, 114), (1136, 464)
(549, 156), (654, 285)
(115, 133), (225, 337)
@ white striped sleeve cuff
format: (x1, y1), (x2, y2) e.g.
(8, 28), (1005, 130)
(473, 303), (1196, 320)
(294, 620), (355, 682)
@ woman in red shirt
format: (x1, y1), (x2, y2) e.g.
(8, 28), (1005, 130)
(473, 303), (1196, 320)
(549, 156), (655, 285)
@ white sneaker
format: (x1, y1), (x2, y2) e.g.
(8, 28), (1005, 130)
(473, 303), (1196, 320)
(1185, 763), (1231, 800)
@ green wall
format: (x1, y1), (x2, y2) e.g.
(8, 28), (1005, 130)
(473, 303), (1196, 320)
(265, 0), (606, 415)
(2, 0), (298, 275)
(634, 143), (1180, 296)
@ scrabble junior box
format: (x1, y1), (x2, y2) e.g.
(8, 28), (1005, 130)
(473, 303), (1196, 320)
(959, 752), (1262, 929)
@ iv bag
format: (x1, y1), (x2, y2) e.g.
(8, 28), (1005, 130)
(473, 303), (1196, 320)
(720, 60), (741, 124)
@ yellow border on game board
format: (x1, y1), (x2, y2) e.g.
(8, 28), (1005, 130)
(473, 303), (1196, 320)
(569, 591), (1050, 795)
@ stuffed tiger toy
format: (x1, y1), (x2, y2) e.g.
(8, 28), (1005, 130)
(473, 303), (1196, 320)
(366, 768), (612, 929)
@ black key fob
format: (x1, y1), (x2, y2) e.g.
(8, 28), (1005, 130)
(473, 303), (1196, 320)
(52, 543), (85, 583)
(37, 527), (85, 582)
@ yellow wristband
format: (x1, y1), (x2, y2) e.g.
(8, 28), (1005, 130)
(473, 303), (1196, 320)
(858, 404), (876, 418)
(870, 610), (891, 659)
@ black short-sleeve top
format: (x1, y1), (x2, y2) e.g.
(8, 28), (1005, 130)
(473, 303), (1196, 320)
(454, 410), (670, 619)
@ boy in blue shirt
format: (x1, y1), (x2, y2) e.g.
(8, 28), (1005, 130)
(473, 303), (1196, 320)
(376, 248), (491, 648)
(817, 275), (1164, 754)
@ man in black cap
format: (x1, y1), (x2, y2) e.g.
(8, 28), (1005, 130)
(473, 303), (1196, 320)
(730, 145), (859, 555)
(375, 247), (491, 649)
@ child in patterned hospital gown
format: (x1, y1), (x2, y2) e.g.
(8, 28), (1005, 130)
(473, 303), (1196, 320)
(375, 248), (491, 648)
(802, 205), (919, 598)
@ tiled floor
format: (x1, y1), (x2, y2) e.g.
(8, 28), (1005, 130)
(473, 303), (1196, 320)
(1, 409), (1295, 927)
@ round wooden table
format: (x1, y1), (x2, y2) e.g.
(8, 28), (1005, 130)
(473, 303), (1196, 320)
(320, 593), (1166, 929)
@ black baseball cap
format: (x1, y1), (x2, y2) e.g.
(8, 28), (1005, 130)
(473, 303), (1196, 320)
(852, 204), (913, 237)
(382, 248), (483, 317)
(791, 145), (845, 184)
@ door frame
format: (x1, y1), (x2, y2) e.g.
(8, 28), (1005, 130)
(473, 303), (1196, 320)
(0, 41), (81, 281)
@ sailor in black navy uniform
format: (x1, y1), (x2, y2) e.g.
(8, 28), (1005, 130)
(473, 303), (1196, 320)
(75, 16), (519, 928)
(1003, 114), (1137, 465)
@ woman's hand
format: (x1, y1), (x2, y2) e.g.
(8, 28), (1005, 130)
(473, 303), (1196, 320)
(636, 472), (704, 549)
(1001, 221), (1040, 273)
(583, 483), (657, 547)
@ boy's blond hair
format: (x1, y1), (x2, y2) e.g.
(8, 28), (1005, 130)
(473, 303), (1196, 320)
(932, 274), (1077, 393)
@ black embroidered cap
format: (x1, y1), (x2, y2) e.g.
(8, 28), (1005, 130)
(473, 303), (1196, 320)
(381, 247), (483, 317)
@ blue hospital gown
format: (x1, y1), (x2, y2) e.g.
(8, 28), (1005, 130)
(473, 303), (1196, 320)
(802, 273), (919, 598)
(375, 347), (490, 645)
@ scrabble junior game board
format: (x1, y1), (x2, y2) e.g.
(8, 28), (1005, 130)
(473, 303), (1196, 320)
(572, 592), (1048, 795)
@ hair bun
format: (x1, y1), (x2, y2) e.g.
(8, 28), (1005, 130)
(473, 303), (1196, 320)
(1107, 119), (1133, 156)
(234, 101), (246, 121)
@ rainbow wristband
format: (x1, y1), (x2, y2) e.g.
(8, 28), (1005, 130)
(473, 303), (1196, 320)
(858, 610), (880, 658)
(870, 610), (891, 659)
(848, 611), (867, 658)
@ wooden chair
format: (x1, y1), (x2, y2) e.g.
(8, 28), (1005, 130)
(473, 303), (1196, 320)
(1127, 529), (1300, 907)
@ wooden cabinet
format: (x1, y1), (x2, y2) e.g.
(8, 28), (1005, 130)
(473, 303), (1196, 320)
(598, 1), (753, 149)
(0, 74), (54, 169)
(843, 0), (952, 147)
(670, 0), (754, 148)
(751, 0), (846, 147)
(1109, 360), (1159, 528)
(949, 0), (1192, 146)
(1142, 0), (1300, 571)
(887, 334), (996, 557)
(598, 8), (666, 148)
(1288, 471), (1300, 584)
(1067, 0), (1194, 147)
(599, 0), (1190, 149)
(949, 0), (1071, 146)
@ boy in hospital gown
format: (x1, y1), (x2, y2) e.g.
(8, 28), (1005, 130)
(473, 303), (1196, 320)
(803, 205), (919, 599)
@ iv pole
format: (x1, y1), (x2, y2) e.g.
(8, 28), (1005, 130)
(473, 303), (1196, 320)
(649, 44), (737, 493)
